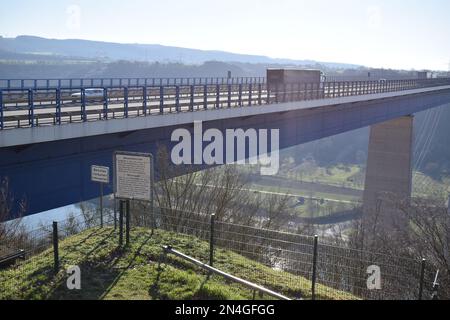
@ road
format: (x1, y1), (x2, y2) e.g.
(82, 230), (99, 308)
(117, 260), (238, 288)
(248, 175), (363, 200)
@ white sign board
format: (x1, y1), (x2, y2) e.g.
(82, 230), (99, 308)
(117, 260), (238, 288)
(114, 152), (153, 201)
(91, 165), (110, 184)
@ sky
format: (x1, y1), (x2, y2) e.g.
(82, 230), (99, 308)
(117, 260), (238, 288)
(0, 0), (449, 70)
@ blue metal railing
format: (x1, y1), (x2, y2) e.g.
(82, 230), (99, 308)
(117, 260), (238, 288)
(0, 77), (266, 90)
(0, 91), (3, 130)
(1, 78), (450, 130)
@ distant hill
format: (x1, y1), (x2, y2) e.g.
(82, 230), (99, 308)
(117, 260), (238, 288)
(0, 35), (360, 69)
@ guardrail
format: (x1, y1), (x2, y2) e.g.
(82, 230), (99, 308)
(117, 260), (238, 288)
(0, 77), (266, 90)
(162, 245), (292, 300)
(1, 78), (450, 130)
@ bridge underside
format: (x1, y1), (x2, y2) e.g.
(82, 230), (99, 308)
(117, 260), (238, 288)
(1, 89), (450, 217)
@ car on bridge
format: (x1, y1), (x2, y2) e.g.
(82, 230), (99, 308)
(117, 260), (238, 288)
(71, 88), (105, 102)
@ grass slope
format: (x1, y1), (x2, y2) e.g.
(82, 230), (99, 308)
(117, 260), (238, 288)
(0, 227), (357, 300)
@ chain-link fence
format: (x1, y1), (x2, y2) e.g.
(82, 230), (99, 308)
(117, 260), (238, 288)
(144, 206), (435, 300)
(0, 205), (437, 300)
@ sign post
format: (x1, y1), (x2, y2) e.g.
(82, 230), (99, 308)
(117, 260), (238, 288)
(91, 165), (110, 228)
(114, 151), (154, 247)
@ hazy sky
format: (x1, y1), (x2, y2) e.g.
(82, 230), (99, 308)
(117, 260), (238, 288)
(1, 0), (449, 70)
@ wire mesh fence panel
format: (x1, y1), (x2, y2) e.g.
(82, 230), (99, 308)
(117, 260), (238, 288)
(315, 243), (425, 300)
(0, 205), (438, 300)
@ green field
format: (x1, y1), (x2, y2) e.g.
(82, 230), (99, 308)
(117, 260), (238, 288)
(280, 164), (365, 190)
(248, 184), (358, 218)
(0, 227), (357, 300)
(279, 162), (449, 201)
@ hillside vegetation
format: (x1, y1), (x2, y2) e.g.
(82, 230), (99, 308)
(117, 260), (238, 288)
(0, 227), (357, 300)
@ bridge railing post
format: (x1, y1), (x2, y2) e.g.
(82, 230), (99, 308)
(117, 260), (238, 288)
(203, 85), (208, 109)
(81, 88), (86, 122)
(258, 83), (262, 105)
(248, 84), (253, 106)
(56, 88), (61, 125)
(215, 84), (220, 109)
(159, 86), (165, 114)
(142, 86), (147, 116)
(103, 88), (109, 120)
(28, 89), (34, 127)
(238, 84), (243, 106)
(124, 87), (129, 118)
(175, 85), (180, 112)
(190, 85), (195, 111)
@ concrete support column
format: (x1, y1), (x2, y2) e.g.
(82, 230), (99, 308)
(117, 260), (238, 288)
(363, 115), (414, 227)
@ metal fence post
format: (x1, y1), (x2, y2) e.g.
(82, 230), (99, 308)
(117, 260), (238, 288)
(114, 198), (117, 230)
(126, 200), (131, 246)
(210, 214), (215, 267)
(311, 235), (319, 300)
(100, 183), (104, 228)
(419, 258), (426, 300)
(119, 200), (124, 246)
(52, 221), (59, 274)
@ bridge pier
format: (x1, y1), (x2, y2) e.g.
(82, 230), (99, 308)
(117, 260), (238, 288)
(363, 115), (414, 227)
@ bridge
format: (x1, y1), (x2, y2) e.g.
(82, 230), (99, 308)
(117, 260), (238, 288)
(1, 75), (450, 218)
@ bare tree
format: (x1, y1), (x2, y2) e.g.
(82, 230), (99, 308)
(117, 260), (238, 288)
(396, 197), (450, 299)
(345, 193), (450, 299)
(0, 177), (27, 255)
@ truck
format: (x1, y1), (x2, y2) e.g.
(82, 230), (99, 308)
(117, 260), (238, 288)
(267, 68), (323, 87)
(267, 68), (325, 101)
